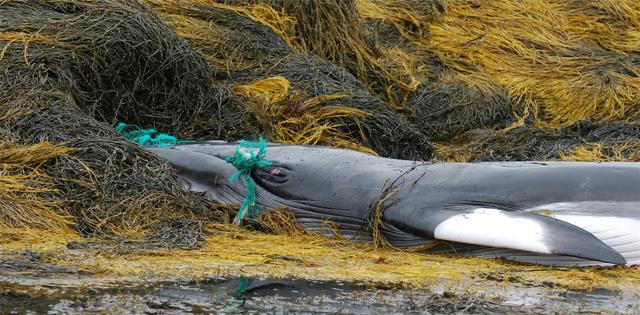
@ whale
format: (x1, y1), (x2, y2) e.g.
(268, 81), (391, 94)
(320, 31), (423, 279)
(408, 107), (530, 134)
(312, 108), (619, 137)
(146, 141), (640, 266)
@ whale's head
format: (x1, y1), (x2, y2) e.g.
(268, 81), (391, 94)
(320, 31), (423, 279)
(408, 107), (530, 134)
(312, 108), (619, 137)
(145, 141), (388, 210)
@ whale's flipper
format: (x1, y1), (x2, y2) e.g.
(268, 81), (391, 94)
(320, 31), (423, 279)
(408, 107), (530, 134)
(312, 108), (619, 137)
(390, 205), (626, 265)
(425, 212), (640, 265)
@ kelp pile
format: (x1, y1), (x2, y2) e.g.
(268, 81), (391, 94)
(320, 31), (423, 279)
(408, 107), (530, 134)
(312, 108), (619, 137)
(146, 0), (640, 160)
(0, 0), (639, 246)
(0, 1), (234, 243)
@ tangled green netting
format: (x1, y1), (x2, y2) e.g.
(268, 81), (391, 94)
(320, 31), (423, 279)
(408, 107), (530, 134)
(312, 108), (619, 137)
(115, 122), (181, 148)
(116, 123), (272, 224)
(225, 137), (272, 224)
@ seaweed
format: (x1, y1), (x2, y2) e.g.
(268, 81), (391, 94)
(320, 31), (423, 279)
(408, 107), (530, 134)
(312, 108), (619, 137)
(0, 1), (235, 243)
(434, 121), (640, 162)
(0, 0), (639, 247)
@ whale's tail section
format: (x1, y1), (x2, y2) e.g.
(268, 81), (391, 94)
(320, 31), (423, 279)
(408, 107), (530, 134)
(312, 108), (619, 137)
(387, 204), (628, 265)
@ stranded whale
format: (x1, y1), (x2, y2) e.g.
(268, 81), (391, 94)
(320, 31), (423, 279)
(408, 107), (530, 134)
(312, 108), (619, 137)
(147, 141), (640, 266)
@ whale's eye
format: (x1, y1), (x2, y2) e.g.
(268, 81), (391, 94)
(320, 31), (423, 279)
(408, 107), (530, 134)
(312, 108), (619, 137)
(253, 163), (305, 200)
(253, 163), (291, 185)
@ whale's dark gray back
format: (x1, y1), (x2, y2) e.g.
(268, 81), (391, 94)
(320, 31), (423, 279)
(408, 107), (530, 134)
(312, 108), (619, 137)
(401, 161), (640, 209)
(157, 141), (639, 225)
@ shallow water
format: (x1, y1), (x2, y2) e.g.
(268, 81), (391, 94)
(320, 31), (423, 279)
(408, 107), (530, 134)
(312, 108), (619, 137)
(1, 275), (638, 314)
(1, 238), (638, 314)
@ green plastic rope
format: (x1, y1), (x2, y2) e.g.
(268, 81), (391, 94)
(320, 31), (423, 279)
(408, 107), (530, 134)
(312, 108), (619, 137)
(225, 137), (272, 225)
(115, 122), (181, 148)
(230, 276), (251, 299)
(115, 122), (269, 224)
